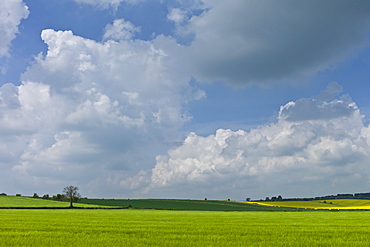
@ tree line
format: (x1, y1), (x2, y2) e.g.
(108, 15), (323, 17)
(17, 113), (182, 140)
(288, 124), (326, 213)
(258, 192), (370, 202)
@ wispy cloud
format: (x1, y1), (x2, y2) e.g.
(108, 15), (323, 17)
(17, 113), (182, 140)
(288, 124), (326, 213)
(103, 19), (141, 41)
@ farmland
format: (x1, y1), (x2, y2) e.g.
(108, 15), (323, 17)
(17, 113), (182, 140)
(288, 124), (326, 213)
(79, 198), (370, 211)
(0, 196), (114, 208)
(239, 199), (370, 210)
(78, 198), (297, 211)
(1, 209), (369, 246)
(1, 196), (370, 246)
(2, 195), (370, 210)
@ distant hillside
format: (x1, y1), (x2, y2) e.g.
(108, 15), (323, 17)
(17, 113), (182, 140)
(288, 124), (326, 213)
(259, 192), (370, 202)
(78, 198), (301, 211)
(0, 195), (115, 208)
(239, 199), (370, 210)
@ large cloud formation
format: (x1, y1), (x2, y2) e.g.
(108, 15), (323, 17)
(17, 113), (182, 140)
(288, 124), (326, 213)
(69, 0), (370, 85)
(0, 0), (29, 58)
(149, 83), (370, 199)
(175, 0), (370, 85)
(1, 0), (370, 198)
(0, 28), (203, 196)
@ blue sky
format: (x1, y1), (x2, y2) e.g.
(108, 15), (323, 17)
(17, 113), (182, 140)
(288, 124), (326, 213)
(0, 0), (369, 200)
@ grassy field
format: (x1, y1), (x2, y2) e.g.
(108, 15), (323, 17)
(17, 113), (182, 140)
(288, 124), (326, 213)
(0, 209), (369, 246)
(3, 196), (369, 211)
(0, 196), (114, 208)
(78, 198), (299, 211)
(238, 199), (370, 210)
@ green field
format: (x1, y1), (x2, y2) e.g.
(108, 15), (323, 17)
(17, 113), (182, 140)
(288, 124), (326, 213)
(78, 198), (297, 211)
(0, 196), (114, 208)
(239, 199), (370, 210)
(3, 196), (369, 211)
(0, 209), (369, 246)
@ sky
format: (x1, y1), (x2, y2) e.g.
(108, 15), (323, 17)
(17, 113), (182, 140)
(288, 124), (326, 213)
(0, 0), (370, 200)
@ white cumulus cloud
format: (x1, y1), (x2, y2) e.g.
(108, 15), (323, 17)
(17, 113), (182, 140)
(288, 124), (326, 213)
(0, 0), (29, 58)
(103, 19), (141, 41)
(0, 28), (204, 196)
(148, 83), (370, 199)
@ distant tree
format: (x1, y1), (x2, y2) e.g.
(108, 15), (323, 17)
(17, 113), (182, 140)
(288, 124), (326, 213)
(53, 194), (64, 201)
(0, 193), (7, 196)
(42, 194), (50, 199)
(277, 195), (283, 201)
(246, 198), (251, 201)
(16, 194), (21, 197)
(63, 186), (81, 208)
(265, 197), (270, 201)
(33, 193), (39, 198)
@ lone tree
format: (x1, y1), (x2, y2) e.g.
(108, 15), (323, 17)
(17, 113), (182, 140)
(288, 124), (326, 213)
(63, 185), (81, 208)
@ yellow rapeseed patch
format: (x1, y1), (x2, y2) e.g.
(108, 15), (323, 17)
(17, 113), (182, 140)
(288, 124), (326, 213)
(236, 199), (370, 210)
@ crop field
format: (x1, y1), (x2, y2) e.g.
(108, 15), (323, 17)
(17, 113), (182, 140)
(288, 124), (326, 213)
(1, 209), (369, 246)
(238, 199), (370, 210)
(1, 196), (292, 210)
(0, 196), (113, 208)
(78, 198), (298, 211)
